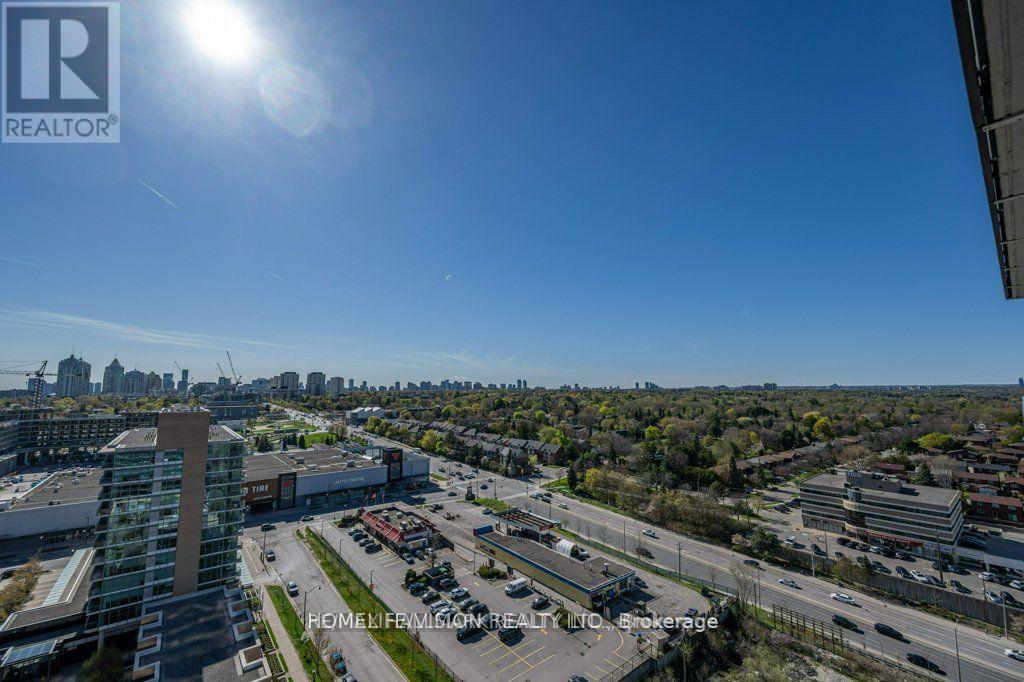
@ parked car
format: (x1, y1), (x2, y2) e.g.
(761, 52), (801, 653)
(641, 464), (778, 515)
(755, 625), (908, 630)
(950, 580), (971, 594)
(366, 543), (381, 554)
(449, 587), (469, 601)
(1001, 591), (1020, 606)
(895, 566), (911, 579)
(1010, 579), (1024, 590)
(811, 544), (825, 556)
(498, 626), (521, 643)
(459, 598), (480, 613)
(430, 599), (452, 614)
(530, 595), (550, 609)
(834, 551), (845, 559)
(448, 491), (458, 496)
(347, 527), (360, 536)
(871, 561), (890, 574)
(482, 508), (493, 516)
(421, 590), (440, 604)
(985, 590), (1004, 604)
(404, 555), (415, 565)
(469, 602), (489, 616)
(980, 571), (998, 582)
(456, 623), (480, 642)
(330, 652), (346, 674)
(260, 523), (275, 532)
(300, 515), (314, 522)
(264, 549), (276, 561)
(437, 577), (457, 590)
(409, 582), (428, 596)
(480, 484), (488, 490)
(287, 581), (299, 597)
(835, 537), (849, 547)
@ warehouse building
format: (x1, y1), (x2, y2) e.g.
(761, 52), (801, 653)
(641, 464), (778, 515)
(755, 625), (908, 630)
(242, 446), (429, 512)
(473, 527), (635, 611)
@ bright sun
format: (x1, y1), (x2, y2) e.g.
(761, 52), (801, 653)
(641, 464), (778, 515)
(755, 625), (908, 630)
(184, 1), (255, 65)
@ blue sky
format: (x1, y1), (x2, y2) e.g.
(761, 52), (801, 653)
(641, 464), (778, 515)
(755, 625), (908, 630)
(0, 0), (1020, 388)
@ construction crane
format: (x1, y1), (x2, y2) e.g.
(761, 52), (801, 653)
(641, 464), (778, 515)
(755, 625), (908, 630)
(0, 361), (56, 407)
(225, 351), (241, 386)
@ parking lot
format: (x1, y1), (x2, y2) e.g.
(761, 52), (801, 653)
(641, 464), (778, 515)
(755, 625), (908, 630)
(319, 507), (657, 682)
(759, 500), (1024, 607)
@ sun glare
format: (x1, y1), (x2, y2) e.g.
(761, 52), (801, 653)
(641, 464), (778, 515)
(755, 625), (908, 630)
(184, 1), (256, 65)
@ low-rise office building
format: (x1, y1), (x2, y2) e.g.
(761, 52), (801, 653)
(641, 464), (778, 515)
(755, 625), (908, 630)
(473, 527), (635, 611)
(799, 470), (963, 558)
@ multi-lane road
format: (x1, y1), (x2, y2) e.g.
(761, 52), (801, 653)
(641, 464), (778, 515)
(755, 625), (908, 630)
(282, 409), (1024, 681)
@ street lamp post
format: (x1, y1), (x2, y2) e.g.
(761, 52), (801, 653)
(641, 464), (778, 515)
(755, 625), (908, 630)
(302, 584), (321, 627)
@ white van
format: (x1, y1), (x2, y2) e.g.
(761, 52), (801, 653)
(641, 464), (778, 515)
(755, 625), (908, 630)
(505, 578), (529, 596)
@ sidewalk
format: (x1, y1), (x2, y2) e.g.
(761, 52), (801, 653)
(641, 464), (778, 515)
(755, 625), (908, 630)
(244, 548), (308, 682)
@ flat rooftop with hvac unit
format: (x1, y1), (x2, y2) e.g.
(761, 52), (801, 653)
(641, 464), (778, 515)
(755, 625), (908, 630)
(241, 445), (429, 512)
(473, 525), (635, 611)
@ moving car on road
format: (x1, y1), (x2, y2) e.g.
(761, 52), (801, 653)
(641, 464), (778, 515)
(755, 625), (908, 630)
(1004, 649), (1024, 662)
(830, 593), (857, 606)
(287, 581), (299, 597)
(831, 614), (858, 631)
(873, 623), (904, 640)
(642, 529), (657, 538)
(906, 653), (943, 674)
(778, 579), (799, 589)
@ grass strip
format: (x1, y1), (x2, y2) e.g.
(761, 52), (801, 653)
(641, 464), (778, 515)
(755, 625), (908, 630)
(303, 528), (453, 682)
(266, 585), (332, 681)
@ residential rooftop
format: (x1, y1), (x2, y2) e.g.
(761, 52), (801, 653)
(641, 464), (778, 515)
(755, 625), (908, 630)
(135, 588), (265, 681)
(101, 424), (241, 451)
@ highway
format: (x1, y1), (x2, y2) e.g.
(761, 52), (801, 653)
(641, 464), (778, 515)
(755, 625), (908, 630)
(284, 409), (1024, 681)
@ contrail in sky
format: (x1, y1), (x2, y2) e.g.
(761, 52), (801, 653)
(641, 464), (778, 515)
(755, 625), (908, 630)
(268, 271), (284, 281)
(136, 177), (189, 216)
(0, 256), (58, 271)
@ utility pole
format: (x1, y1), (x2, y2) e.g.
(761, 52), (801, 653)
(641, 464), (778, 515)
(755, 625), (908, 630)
(677, 541), (682, 578)
(954, 625), (963, 682)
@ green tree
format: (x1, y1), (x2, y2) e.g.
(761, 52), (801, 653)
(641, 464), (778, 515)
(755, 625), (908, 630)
(78, 646), (123, 682)
(566, 466), (578, 490)
(916, 432), (957, 451)
(912, 462), (936, 486)
(726, 455), (742, 489)
(749, 527), (780, 555)
(298, 434), (307, 449)
(811, 416), (834, 441)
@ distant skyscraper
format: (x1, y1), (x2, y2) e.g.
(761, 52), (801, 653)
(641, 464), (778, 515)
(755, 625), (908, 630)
(278, 372), (299, 392)
(306, 372), (326, 396)
(146, 371), (161, 394)
(177, 368), (189, 393)
(124, 369), (147, 394)
(1019, 377), (1023, 388)
(102, 358), (125, 394)
(162, 373), (174, 390)
(56, 354), (91, 397)
(360, 380), (368, 390)
(348, 378), (355, 390)
(328, 376), (345, 397)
